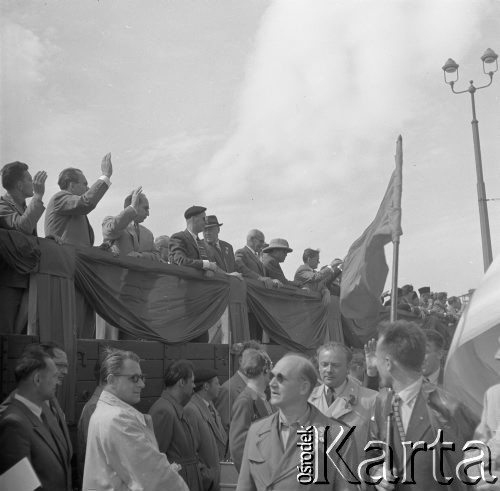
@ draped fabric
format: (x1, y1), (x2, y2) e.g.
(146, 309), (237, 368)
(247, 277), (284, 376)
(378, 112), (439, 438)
(0, 232), (344, 352)
(246, 280), (330, 352)
(0, 228), (40, 274)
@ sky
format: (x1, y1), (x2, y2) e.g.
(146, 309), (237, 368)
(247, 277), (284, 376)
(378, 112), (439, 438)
(1, 0), (499, 296)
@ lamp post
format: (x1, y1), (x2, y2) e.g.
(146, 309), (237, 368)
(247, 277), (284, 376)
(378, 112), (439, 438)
(442, 48), (498, 272)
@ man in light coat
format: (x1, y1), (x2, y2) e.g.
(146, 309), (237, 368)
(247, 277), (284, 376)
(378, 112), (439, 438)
(309, 342), (377, 458)
(83, 348), (187, 491)
(236, 354), (357, 491)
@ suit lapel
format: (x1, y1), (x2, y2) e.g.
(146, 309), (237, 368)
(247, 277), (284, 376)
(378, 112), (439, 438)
(127, 222), (139, 250)
(194, 395), (227, 445)
(11, 400), (67, 467)
(185, 230), (201, 259)
(246, 247), (264, 275)
(256, 414), (282, 487)
(405, 389), (432, 447)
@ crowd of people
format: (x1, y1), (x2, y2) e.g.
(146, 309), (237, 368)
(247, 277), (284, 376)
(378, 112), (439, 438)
(1, 322), (499, 491)
(2, 158), (497, 491)
(0, 157), (344, 338)
(0, 157), (466, 341)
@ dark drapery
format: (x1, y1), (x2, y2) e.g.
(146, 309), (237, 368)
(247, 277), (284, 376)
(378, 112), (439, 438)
(0, 232), (343, 351)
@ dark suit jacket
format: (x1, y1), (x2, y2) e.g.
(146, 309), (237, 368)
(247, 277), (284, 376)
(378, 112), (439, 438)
(44, 179), (109, 246)
(235, 246), (265, 280)
(206, 240), (236, 273)
(149, 390), (207, 491)
(262, 254), (297, 287)
(236, 404), (357, 491)
(0, 398), (71, 491)
(369, 382), (479, 491)
(215, 371), (247, 434)
(169, 229), (206, 269)
(185, 394), (228, 491)
(229, 387), (274, 472)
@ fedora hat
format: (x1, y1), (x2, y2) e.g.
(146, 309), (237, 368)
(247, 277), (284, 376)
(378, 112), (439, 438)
(262, 238), (292, 253)
(204, 215), (223, 228)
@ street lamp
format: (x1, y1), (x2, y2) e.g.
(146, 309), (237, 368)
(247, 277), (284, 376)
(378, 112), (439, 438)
(442, 48), (498, 272)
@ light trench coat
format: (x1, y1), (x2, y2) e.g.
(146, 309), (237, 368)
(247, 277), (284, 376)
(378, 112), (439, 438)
(82, 390), (188, 491)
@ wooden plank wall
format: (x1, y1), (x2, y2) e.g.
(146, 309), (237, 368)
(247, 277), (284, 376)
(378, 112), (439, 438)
(75, 340), (232, 419)
(0, 334), (39, 401)
(1, 335), (290, 423)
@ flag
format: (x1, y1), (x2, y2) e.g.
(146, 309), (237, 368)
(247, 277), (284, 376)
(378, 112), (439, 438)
(444, 254), (500, 418)
(340, 136), (403, 320)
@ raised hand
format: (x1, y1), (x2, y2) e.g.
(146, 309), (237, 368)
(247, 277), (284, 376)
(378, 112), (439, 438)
(32, 171), (47, 198)
(130, 186), (143, 210)
(101, 152), (113, 178)
(330, 258), (343, 270)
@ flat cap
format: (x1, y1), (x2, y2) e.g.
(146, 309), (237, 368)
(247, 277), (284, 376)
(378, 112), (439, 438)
(418, 286), (431, 295)
(194, 366), (218, 385)
(184, 205), (207, 220)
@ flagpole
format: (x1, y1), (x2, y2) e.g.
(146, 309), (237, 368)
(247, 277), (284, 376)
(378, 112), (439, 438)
(390, 135), (403, 322)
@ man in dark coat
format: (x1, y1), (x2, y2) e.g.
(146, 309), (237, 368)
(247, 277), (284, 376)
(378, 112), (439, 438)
(185, 367), (227, 491)
(261, 238), (299, 287)
(234, 229), (282, 340)
(203, 215), (237, 273)
(0, 161), (47, 332)
(215, 340), (263, 434)
(0, 344), (71, 491)
(368, 320), (478, 491)
(168, 205), (218, 272)
(149, 360), (212, 491)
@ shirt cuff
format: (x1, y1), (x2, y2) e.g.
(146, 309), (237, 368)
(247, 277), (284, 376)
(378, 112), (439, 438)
(202, 260), (210, 269)
(99, 175), (112, 186)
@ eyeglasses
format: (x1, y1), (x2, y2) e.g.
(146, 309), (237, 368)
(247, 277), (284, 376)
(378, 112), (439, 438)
(115, 374), (146, 383)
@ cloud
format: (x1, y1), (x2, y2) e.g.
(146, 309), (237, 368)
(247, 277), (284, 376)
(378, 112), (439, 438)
(203, 0), (484, 204)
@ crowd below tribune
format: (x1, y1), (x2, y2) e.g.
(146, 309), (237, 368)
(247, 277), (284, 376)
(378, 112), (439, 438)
(1, 158), (498, 491)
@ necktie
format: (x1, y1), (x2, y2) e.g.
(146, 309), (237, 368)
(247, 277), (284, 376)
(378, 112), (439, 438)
(392, 394), (406, 441)
(196, 237), (209, 260)
(280, 421), (299, 449)
(134, 223), (141, 242)
(326, 388), (335, 406)
(208, 403), (217, 422)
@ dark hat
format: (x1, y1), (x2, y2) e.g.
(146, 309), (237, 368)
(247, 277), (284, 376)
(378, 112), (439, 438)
(418, 286), (431, 295)
(184, 205), (207, 220)
(401, 284), (413, 295)
(262, 238), (293, 253)
(204, 215), (223, 228)
(193, 366), (218, 385)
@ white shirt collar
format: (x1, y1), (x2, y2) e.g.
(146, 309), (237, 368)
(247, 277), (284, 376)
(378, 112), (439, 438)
(427, 368), (440, 385)
(187, 229), (198, 241)
(245, 244), (258, 255)
(396, 376), (423, 406)
(14, 393), (43, 420)
(323, 378), (348, 397)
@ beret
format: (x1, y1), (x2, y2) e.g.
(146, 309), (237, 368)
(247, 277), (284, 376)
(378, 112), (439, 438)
(194, 366), (218, 384)
(184, 205), (207, 219)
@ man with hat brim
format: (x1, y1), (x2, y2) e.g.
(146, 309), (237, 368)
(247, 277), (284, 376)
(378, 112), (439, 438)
(184, 367), (227, 491)
(203, 215), (238, 274)
(169, 205), (218, 272)
(261, 238), (299, 287)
